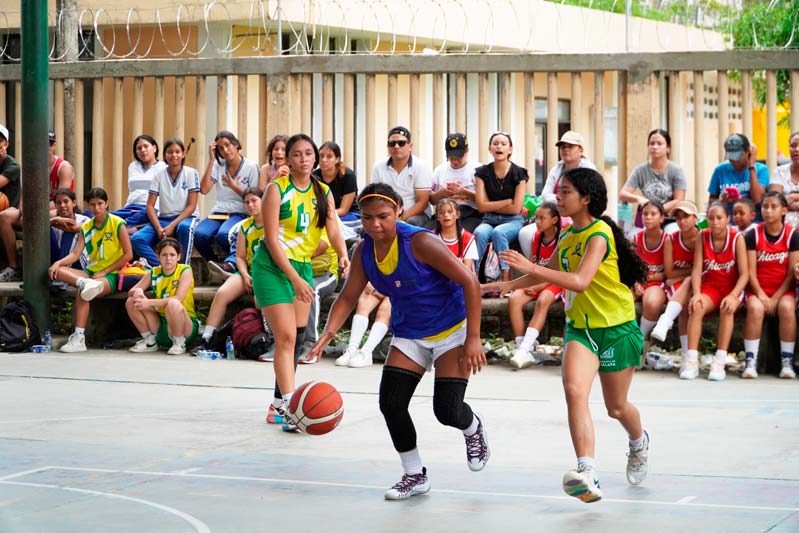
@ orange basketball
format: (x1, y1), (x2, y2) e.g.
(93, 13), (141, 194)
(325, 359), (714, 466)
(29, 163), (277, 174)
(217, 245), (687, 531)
(288, 381), (344, 435)
(0, 192), (9, 211)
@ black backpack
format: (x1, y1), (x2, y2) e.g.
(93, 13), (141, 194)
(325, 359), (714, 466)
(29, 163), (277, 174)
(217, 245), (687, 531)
(0, 300), (41, 352)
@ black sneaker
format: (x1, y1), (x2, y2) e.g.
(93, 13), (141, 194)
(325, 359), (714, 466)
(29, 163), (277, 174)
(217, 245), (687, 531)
(384, 467), (431, 500)
(465, 413), (490, 471)
(208, 261), (236, 280)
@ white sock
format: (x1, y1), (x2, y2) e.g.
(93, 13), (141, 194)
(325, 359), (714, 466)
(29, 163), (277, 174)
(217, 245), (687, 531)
(462, 415), (479, 437)
(519, 327), (539, 352)
(348, 314), (369, 352)
(685, 349), (698, 362)
(142, 331), (155, 344)
(283, 391), (293, 405)
(640, 318), (656, 336)
(780, 341), (795, 355)
(629, 432), (646, 450)
(679, 335), (688, 356)
(714, 349), (727, 363)
(74, 327), (85, 336)
(171, 336), (185, 346)
(202, 326), (216, 342)
(577, 456), (596, 470)
(515, 336), (524, 346)
(663, 301), (683, 322)
(361, 322), (389, 353)
(743, 339), (760, 357)
(271, 398), (283, 409)
(399, 448), (424, 475)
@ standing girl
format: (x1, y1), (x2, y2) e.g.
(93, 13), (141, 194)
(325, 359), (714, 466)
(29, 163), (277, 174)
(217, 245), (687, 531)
(113, 135), (167, 230)
(473, 132), (529, 283)
(742, 191), (799, 379)
(633, 200), (667, 338)
(131, 137), (199, 265)
(492, 167), (650, 503)
(434, 198), (478, 270)
(49, 188), (133, 352)
(252, 134), (349, 430)
(309, 183), (488, 500)
(125, 238), (198, 355)
(682, 202), (749, 381)
(507, 202), (563, 369)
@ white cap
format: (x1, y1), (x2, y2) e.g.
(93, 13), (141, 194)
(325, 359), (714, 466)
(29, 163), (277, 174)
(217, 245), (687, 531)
(0, 124), (8, 142)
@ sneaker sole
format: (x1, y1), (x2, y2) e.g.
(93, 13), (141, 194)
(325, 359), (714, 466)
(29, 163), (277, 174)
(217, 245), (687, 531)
(208, 262), (234, 280)
(80, 284), (104, 301)
(563, 478), (602, 503)
(129, 345), (159, 353)
(384, 482), (431, 500)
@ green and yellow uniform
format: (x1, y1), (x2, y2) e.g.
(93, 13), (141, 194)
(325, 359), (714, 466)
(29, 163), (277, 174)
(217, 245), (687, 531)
(253, 175), (330, 306)
(238, 216), (264, 266)
(150, 263), (199, 346)
(81, 213), (127, 293)
(558, 219), (642, 372)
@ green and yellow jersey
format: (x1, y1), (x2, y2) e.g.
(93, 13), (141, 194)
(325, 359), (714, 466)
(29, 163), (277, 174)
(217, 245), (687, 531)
(239, 216), (264, 265)
(150, 263), (196, 318)
(81, 213), (127, 275)
(274, 175), (330, 263)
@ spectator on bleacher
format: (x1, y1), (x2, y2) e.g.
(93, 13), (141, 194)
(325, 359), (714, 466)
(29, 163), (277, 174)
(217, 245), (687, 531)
(131, 137), (199, 266)
(428, 133), (482, 233)
(126, 238), (199, 356)
(620, 129), (687, 227)
(474, 131), (528, 283)
(732, 197), (757, 234)
(708, 133), (768, 220)
(313, 141), (360, 224)
(631, 200), (667, 339)
(52, 187), (133, 353)
(49, 188), (89, 270)
(112, 134), (166, 232)
(259, 134), (289, 186)
(433, 198), (478, 271)
(767, 131), (799, 227)
(371, 126), (432, 227)
(195, 130), (260, 265)
(518, 131), (593, 259)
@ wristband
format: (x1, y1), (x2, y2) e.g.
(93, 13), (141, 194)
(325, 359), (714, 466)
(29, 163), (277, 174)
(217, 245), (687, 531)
(748, 166), (755, 171)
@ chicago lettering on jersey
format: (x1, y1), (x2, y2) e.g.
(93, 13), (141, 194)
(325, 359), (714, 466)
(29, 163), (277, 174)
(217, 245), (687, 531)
(756, 250), (789, 264)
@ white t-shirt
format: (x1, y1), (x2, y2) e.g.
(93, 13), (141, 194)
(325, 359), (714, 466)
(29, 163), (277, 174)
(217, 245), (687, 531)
(540, 157), (597, 203)
(770, 164), (799, 194)
(52, 212), (90, 266)
(371, 155), (433, 217)
(431, 160), (480, 210)
(440, 233), (479, 261)
(149, 165), (201, 218)
(126, 160), (167, 207)
(209, 157), (260, 214)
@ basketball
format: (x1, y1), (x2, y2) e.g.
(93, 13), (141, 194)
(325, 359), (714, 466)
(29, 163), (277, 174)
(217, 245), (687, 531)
(0, 192), (9, 211)
(288, 381), (344, 435)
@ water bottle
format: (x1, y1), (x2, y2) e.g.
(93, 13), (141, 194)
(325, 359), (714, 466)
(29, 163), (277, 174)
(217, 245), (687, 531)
(225, 336), (235, 360)
(44, 330), (52, 352)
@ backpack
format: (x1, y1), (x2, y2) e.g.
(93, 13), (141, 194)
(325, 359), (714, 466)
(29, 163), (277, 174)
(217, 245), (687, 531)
(231, 307), (274, 360)
(478, 243), (501, 283)
(0, 300), (42, 352)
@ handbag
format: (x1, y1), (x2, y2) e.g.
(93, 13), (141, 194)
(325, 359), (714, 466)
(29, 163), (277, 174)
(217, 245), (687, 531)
(117, 260), (150, 292)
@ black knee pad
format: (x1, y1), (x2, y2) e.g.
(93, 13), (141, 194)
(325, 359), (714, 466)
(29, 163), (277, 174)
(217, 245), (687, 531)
(433, 377), (473, 430)
(379, 365), (422, 452)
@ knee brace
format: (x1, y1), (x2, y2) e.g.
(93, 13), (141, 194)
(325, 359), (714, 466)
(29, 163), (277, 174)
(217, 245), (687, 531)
(379, 365), (423, 453)
(433, 377), (473, 430)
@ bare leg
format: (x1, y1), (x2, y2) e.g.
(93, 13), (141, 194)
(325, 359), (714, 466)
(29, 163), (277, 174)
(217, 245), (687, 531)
(561, 341), (600, 458)
(508, 290), (532, 338)
(598, 367), (643, 440)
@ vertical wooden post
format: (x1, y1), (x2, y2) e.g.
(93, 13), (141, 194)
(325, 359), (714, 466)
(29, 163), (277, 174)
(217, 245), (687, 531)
(791, 71), (799, 134)
(216, 75), (227, 133)
(668, 72), (682, 164)
(571, 72), (582, 133)
(0, 83), (6, 126)
(524, 72), (536, 194)
(594, 71), (605, 175)
(387, 73), (398, 128)
(112, 77), (124, 208)
(717, 70), (729, 160)
(432, 73), (445, 168)
(322, 73), (334, 141)
(617, 71), (628, 186)
(75, 80), (85, 202)
(175, 76), (186, 141)
(693, 71), (705, 210)
(91, 78), (104, 190)
(300, 74), (312, 135)
(365, 74), (376, 182)
(478, 73), (489, 159)
(455, 73), (467, 133)
(132, 77), (143, 138)
(546, 72), (558, 174)
(741, 70), (753, 141)
(343, 74), (355, 169)
(409, 74), (421, 147)
(498, 72), (511, 134)
(237, 75), (247, 145)
(14, 81), (21, 155)
(154, 77), (165, 147)
(54, 79), (64, 148)
(195, 76), (207, 175)
(766, 70), (778, 172)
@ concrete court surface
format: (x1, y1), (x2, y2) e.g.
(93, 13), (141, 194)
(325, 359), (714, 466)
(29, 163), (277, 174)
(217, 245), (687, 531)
(0, 349), (796, 533)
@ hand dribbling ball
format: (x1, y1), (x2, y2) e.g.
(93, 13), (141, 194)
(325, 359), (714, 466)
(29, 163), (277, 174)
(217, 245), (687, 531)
(288, 381), (344, 435)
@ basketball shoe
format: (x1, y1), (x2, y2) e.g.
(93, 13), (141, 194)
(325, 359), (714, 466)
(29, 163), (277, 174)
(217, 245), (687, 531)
(384, 467), (431, 500)
(563, 465), (602, 503)
(510, 347), (535, 369)
(274, 401), (298, 432)
(626, 429), (650, 485)
(335, 347), (355, 367)
(780, 356), (797, 379)
(465, 413), (490, 471)
(265, 404), (284, 424)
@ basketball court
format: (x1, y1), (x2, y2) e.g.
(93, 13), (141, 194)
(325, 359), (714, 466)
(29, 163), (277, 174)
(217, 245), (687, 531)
(0, 350), (797, 532)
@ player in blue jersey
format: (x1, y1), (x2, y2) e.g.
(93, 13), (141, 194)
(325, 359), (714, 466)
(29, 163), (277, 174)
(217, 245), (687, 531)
(309, 183), (487, 501)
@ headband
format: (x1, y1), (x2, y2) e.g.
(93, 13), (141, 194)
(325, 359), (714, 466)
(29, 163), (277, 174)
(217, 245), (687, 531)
(359, 193), (399, 207)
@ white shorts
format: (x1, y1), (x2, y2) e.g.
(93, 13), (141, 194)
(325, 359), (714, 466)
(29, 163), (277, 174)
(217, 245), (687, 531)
(390, 322), (467, 372)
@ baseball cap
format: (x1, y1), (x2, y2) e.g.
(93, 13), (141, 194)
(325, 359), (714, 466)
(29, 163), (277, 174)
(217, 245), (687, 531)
(556, 130), (584, 148)
(0, 124), (8, 142)
(387, 126), (411, 142)
(445, 133), (468, 157)
(724, 134), (750, 161)
(49, 131), (56, 143)
(669, 200), (698, 217)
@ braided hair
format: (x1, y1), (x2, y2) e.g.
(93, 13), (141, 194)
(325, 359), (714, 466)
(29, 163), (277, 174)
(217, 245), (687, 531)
(434, 198), (465, 258)
(533, 201), (561, 265)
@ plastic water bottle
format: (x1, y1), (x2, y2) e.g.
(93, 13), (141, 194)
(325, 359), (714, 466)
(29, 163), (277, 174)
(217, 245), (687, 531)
(44, 330), (52, 352)
(225, 336), (235, 360)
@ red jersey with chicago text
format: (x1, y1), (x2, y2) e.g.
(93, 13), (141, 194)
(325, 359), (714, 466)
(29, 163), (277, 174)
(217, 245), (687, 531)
(633, 230), (665, 286)
(530, 230), (557, 266)
(49, 156), (74, 199)
(701, 227), (739, 292)
(670, 231), (695, 273)
(753, 222), (794, 296)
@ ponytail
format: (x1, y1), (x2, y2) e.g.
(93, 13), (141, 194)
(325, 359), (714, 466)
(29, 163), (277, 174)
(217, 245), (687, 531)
(601, 215), (648, 287)
(311, 177), (329, 229)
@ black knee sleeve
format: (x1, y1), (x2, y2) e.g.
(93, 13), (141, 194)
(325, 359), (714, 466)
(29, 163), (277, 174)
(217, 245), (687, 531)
(433, 377), (473, 431)
(379, 365), (423, 453)
(274, 328), (308, 400)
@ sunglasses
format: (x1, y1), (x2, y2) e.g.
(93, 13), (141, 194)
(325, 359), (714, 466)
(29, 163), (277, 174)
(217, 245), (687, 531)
(387, 140), (408, 148)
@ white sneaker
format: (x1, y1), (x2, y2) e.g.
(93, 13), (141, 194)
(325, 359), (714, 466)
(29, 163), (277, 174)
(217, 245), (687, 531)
(384, 468), (431, 500)
(348, 349), (373, 368)
(708, 360), (726, 381)
(465, 413), (490, 472)
(167, 340), (186, 355)
(129, 338), (159, 353)
(780, 357), (796, 379)
(679, 359), (699, 380)
(79, 278), (104, 301)
(725, 354), (738, 367)
(650, 318), (672, 342)
(510, 347), (535, 369)
(741, 360), (758, 379)
(626, 429), (650, 486)
(0, 266), (22, 282)
(562, 465), (602, 503)
(700, 354), (713, 369)
(60, 332), (86, 353)
(335, 347), (355, 367)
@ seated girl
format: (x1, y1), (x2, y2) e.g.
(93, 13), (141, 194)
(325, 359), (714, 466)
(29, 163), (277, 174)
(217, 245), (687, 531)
(126, 238), (199, 355)
(632, 200), (667, 338)
(434, 198), (478, 271)
(335, 282), (391, 369)
(50, 188), (89, 270)
(112, 134), (167, 230)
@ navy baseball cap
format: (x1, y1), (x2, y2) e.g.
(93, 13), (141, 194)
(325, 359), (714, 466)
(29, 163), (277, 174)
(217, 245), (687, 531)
(724, 134), (749, 161)
(445, 133), (468, 157)
(387, 126), (411, 141)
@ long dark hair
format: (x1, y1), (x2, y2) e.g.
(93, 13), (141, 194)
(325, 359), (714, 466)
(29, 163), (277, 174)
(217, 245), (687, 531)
(266, 134), (289, 165)
(534, 201), (561, 264)
(132, 134), (159, 164)
(214, 130), (242, 165)
(561, 167), (647, 288)
(320, 141), (347, 178)
(286, 133), (328, 229)
(434, 198), (464, 257)
(53, 187), (80, 215)
(648, 128), (671, 159)
(163, 137), (186, 169)
(358, 182), (403, 211)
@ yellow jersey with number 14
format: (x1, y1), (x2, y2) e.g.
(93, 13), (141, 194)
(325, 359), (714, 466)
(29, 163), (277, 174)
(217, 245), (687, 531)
(274, 175), (330, 263)
(558, 218), (636, 329)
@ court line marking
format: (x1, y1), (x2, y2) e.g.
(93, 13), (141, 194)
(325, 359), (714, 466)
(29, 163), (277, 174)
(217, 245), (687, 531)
(0, 466), (50, 481)
(14, 465), (798, 513)
(0, 408), (263, 425)
(0, 479), (211, 533)
(676, 496), (697, 504)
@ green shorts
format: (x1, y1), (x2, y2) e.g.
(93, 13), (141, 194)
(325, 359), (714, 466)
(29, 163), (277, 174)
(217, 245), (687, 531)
(251, 248), (313, 307)
(156, 316), (199, 347)
(83, 269), (119, 295)
(565, 320), (642, 373)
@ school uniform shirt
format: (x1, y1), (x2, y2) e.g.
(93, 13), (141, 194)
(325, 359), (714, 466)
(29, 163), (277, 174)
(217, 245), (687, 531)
(312, 168), (360, 214)
(745, 223), (799, 296)
(149, 165), (201, 217)
(558, 219), (636, 329)
(53, 212), (90, 260)
(474, 162), (529, 215)
(371, 155), (433, 217)
(431, 160), (481, 210)
(700, 227), (739, 292)
(361, 222), (465, 339)
(49, 155), (73, 199)
(209, 157), (260, 214)
(633, 231), (666, 285)
(273, 174), (330, 263)
(0, 154), (21, 207)
(239, 215), (264, 265)
(438, 229), (478, 262)
(81, 213), (127, 274)
(150, 263), (196, 318)
(125, 160), (167, 207)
